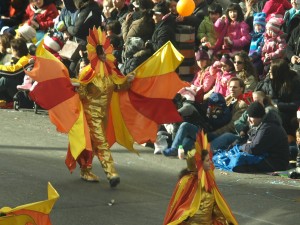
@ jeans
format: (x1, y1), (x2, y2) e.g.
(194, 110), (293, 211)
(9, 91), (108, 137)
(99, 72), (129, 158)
(171, 122), (199, 152)
(210, 133), (239, 151)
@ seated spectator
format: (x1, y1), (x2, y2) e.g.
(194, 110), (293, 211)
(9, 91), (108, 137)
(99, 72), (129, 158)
(213, 101), (289, 173)
(255, 59), (300, 137)
(145, 1), (176, 54)
(211, 90), (280, 151)
(120, 36), (151, 75)
(261, 14), (286, 78)
(214, 3), (251, 57)
(205, 54), (235, 99)
(0, 38), (31, 108)
(16, 24), (37, 44)
(234, 51), (257, 92)
(0, 0), (29, 31)
(249, 12), (266, 79)
(0, 33), (13, 65)
(262, 0), (292, 21)
(163, 91), (232, 156)
(54, 0), (77, 36)
(207, 77), (248, 142)
(197, 2), (222, 51)
(22, 0), (59, 41)
(192, 47), (217, 94)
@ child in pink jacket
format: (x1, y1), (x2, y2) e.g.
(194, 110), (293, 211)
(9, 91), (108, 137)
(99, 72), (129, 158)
(261, 15), (286, 77)
(214, 3), (251, 57)
(192, 48), (217, 94)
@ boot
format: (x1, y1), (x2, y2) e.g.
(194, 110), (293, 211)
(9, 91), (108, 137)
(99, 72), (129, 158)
(80, 167), (99, 182)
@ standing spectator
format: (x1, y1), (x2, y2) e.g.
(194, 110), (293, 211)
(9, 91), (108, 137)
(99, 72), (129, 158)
(121, 0), (155, 43)
(176, 0), (208, 46)
(197, 2), (222, 53)
(145, 1), (176, 53)
(68, 0), (102, 46)
(283, 0), (300, 42)
(262, 0), (292, 21)
(106, 0), (129, 26)
(234, 51), (257, 92)
(286, 22), (300, 74)
(214, 3), (251, 57)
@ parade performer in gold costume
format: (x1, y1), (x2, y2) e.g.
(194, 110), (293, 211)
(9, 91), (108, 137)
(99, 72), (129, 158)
(163, 131), (238, 225)
(73, 27), (134, 187)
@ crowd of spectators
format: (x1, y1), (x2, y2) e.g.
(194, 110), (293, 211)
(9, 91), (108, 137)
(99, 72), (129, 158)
(0, 0), (300, 173)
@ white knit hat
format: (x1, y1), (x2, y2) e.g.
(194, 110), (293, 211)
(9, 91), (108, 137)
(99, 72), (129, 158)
(266, 14), (284, 33)
(297, 107), (300, 119)
(18, 24), (36, 42)
(43, 35), (64, 53)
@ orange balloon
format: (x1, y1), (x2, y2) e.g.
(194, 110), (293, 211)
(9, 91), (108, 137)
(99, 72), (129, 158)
(176, 0), (195, 17)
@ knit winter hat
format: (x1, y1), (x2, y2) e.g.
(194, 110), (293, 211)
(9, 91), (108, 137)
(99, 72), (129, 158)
(125, 37), (144, 57)
(297, 107), (300, 119)
(195, 48), (209, 61)
(266, 14), (284, 33)
(247, 101), (265, 118)
(18, 24), (36, 42)
(43, 35), (64, 53)
(253, 12), (266, 27)
(220, 54), (234, 69)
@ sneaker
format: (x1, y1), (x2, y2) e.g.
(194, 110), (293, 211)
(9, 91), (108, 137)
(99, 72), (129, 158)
(109, 175), (120, 188)
(162, 148), (178, 157)
(80, 168), (99, 182)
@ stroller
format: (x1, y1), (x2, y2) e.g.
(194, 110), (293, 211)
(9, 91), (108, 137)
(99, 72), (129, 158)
(13, 64), (42, 113)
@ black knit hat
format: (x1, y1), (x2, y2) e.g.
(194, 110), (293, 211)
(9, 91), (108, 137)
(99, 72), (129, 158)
(247, 102), (265, 118)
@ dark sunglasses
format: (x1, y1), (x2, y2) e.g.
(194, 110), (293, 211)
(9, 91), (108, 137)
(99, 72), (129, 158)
(234, 61), (243, 65)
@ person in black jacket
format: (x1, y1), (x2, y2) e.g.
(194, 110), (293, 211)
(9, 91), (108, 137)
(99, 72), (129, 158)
(255, 59), (300, 136)
(286, 22), (300, 73)
(68, 0), (102, 46)
(233, 101), (290, 172)
(145, 1), (176, 53)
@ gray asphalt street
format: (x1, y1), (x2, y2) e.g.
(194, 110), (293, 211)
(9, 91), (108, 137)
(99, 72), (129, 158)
(1, 109), (299, 225)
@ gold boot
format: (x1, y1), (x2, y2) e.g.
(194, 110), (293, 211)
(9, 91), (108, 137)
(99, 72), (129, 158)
(80, 167), (99, 182)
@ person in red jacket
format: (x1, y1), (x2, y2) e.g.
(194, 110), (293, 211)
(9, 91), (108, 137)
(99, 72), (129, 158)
(262, 0), (292, 21)
(21, 0), (59, 40)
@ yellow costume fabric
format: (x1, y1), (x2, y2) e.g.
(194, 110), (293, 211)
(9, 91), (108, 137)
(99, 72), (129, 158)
(77, 70), (123, 180)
